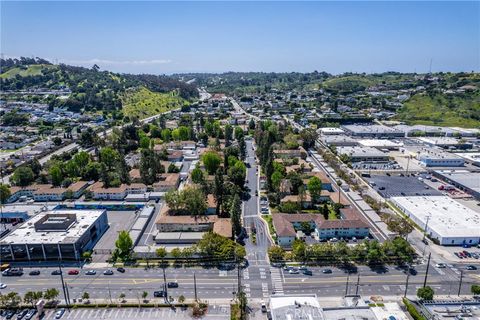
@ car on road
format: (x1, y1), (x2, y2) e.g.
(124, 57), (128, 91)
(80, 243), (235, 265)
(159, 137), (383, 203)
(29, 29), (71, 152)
(0, 283), (7, 289)
(68, 269), (79, 275)
(103, 269), (114, 275)
(435, 263), (446, 268)
(261, 301), (267, 313)
(55, 308), (65, 319)
(288, 268), (299, 274)
(85, 270), (96, 275)
(299, 265), (308, 271)
(167, 282), (178, 288)
(302, 269), (313, 276)
(408, 268), (417, 275)
(116, 267), (126, 273)
(466, 265), (478, 270)
(29, 270), (40, 276)
(51, 270), (62, 275)
(2, 268), (23, 276)
(472, 253), (479, 259)
(154, 290), (166, 297)
(322, 269), (333, 274)
(16, 309), (28, 319)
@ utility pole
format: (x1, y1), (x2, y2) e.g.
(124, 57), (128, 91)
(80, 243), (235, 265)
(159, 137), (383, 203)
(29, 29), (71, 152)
(108, 282), (112, 304)
(404, 273), (410, 298)
(423, 252), (431, 288)
(58, 262), (69, 307)
(422, 216), (430, 243)
(345, 274), (350, 296)
(355, 274), (360, 296)
(162, 267), (168, 303)
(194, 272), (198, 302)
(457, 271), (463, 297)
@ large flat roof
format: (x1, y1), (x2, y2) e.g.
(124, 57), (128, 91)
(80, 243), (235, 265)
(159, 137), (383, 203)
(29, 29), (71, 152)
(391, 196), (480, 238)
(270, 295), (322, 320)
(336, 146), (388, 158)
(0, 209), (106, 245)
(434, 170), (480, 193)
(342, 124), (403, 134)
(358, 139), (403, 148)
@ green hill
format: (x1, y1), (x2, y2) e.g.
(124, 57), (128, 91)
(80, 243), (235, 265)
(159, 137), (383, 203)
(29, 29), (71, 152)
(395, 91), (480, 128)
(122, 86), (188, 119)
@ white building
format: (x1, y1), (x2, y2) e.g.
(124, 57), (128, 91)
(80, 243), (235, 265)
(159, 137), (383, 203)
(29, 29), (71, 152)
(318, 127), (345, 135)
(391, 196), (480, 246)
(358, 139), (404, 150)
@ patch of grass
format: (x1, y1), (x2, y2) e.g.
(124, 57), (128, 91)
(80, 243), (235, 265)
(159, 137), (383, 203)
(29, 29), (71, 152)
(395, 92), (480, 128)
(0, 64), (56, 79)
(121, 86), (188, 120)
(262, 214), (277, 241)
(322, 75), (374, 94)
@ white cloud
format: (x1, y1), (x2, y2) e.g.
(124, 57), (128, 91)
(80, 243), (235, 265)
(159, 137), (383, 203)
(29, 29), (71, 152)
(61, 58), (172, 65)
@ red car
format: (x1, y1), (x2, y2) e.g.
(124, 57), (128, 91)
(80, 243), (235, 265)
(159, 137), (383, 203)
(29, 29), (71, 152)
(68, 269), (79, 275)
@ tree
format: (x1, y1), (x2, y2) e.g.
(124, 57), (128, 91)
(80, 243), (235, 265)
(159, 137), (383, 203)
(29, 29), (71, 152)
(300, 128), (318, 149)
(44, 288), (59, 302)
(268, 246), (285, 262)
(23, 291), (37, 306)
(471, 284), (480, 295)
(191, 165), (204, 184)
(230, 194), (242, 237)
(213, 168), (224, 215)
(202, 151), (222, 175)
(321, 203), (330, 220)
(271, 171), (283, 192)
(156, 247), (167, 261)
(292, 239), (307, 261)
(227, 160), (246, 188)
(142, 291), (148, 301)
(417, 286), (434, 300)
(182, 186), (207, 216)
(49, 165), (63, 187)
(0, 184), (11, 209)
(82, 292), (90, 303)
(99, 147), (120, 171)
(139, 148), (163, 185)
(171, 248), (181, 261)
(196, 232), (245, 261)
(165, 190), (183, 213)
(385, 215), (414, 237)
(178, 295), (186, 305)
(4, 292), (21, 308)
(115, 230), (133, 262)
(119, 293), (126, 302)
(52, 136), (62, 146)
(11, 166), (35, 186)
(307, 176), (322, 203)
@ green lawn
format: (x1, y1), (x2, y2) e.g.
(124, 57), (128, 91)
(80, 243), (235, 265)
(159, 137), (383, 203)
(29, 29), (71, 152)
(395, 92), (480, 128)
(0, 64), (55, 79)
(121, 86), (188, 120)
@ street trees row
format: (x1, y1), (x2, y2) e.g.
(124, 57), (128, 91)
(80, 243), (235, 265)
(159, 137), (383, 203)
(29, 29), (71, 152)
(0, 288), (59, 309)
(268, 237), (416, 266)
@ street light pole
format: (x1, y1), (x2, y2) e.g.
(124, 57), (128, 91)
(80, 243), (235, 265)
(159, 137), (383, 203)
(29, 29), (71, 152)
(404, 273), (410, 298)
(345, 274), (350, 296)
(355, 274), (360, 296)
(457, 271), (463, 297)
(194, 272), (198, 302)
(423, 252), (431, 288)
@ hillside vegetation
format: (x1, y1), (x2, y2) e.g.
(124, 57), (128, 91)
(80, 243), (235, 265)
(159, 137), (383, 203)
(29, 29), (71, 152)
(396, 91), (480, 128)
(0, 57), (198, 116)
(122, 86), (188, 119)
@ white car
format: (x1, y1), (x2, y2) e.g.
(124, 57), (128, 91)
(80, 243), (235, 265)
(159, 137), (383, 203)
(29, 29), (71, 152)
(288, 268), (300, 274)
(435, 263), (447, 268)
(0, 283), (7, 289)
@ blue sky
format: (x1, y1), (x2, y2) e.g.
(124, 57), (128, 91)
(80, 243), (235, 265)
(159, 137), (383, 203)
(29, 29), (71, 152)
(1, 1), (479, 74)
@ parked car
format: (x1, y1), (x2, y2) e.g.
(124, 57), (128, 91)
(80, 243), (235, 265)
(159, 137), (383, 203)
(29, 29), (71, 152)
(154, 290), (166, 298)
(103, 270), (114, 275)
(4, 310), (15, 320)
(16, 309), (28, 320)
(29, 270), (40, 276)
(261, 301), (267, 313)
(167, 282), (178, 288)
(24, 309), (36, 320)
(51, 270), (62, 275)
(55, 308), (65, 319)
(85, 270), (96, 275)
(116, 267), (126, 273)
(68, 269), (79, 275)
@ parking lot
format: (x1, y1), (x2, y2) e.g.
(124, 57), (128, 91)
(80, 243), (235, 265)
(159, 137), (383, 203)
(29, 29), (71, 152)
(365, 175), (442, 198)
(33, 305), (230, 320)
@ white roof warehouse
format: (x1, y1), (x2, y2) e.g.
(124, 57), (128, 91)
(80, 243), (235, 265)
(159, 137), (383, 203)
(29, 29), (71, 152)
(391, 196), (480, 246)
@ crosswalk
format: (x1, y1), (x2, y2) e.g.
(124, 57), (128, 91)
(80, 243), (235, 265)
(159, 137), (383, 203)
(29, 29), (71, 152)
(259, 267), (267, 279)
(270, 267), (284, 295)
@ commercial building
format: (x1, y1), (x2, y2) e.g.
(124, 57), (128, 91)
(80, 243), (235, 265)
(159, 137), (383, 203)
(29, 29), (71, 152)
(317, 127), (345, 135)
(416, 137), (473, 150)
(358, 139), (403, 150)
(320, 135), (358, 147)
(455, 152), (480, 167)
(433, 170), (480, 200)
(391, 196), (480, 246)
(336, 146), (389, 162)
(0, 209), (109, 261)
(406, 147), (465, 167)
(342, 124), (404, 138)
(270, 295), (323, 320)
